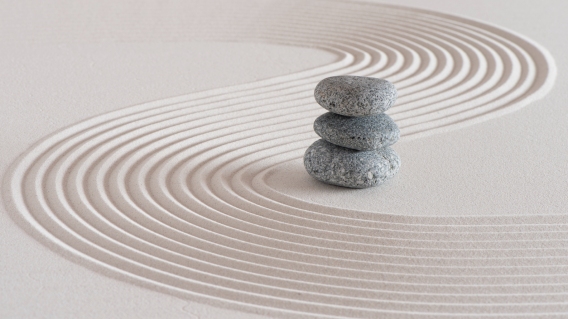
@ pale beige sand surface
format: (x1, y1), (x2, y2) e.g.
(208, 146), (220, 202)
(1, 0), (567, 318)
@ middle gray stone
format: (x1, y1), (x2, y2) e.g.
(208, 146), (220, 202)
(314, 112), (400, 151)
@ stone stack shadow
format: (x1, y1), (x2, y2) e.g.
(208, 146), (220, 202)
(304, 75), (401, 188)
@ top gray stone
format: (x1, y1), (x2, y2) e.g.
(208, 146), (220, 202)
(314, 76), (397, 117)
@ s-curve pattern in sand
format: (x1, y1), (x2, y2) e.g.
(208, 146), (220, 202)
(4, 1), (561, 318)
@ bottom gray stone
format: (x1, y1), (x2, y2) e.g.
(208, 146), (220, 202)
(304, 139), (400, 189)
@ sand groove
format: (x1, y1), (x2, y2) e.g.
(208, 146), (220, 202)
(4, 1), (561, 317)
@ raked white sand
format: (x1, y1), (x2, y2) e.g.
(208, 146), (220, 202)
(1, 0), (567, 318)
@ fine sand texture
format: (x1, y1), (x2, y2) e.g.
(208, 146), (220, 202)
(1, 0), (567, 318)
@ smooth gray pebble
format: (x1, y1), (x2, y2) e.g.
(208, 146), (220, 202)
(314, 76), (397, 117)
(304, 139), (400, 189)
(314, 112), (400, 151)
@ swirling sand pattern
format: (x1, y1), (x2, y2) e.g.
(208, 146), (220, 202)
(4, 1), (561, 318)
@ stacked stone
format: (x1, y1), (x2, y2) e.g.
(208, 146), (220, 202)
(304, 76), (401, 188)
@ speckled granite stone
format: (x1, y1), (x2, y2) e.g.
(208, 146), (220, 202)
(304, 139), (400, 188)
(314, 112), (400, 151)
(314, 76), (397, 117)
